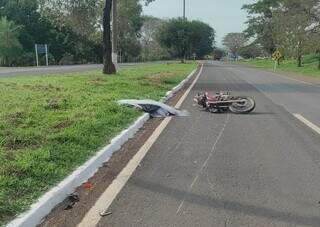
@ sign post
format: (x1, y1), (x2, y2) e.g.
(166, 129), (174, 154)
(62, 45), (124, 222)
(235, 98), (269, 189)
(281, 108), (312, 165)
(272, 50), (282, 72)
(45, 44), (49, 66)
(35, 44), (49, 67)
(35, 44), (39, 67)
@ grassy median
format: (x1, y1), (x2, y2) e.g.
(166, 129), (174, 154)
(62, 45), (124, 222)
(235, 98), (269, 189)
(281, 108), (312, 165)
(240, 56), (320, 79)
(0, 62), (196, 225)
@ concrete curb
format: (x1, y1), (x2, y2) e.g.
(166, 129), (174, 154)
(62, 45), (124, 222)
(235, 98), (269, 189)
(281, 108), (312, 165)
(7, 68), (197, 227)
(162, 69), (196, 102)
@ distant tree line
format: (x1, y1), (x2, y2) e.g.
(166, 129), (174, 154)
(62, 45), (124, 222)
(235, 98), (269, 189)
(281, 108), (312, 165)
(240, 0), (320, 68)
(0, 0), (216, 67)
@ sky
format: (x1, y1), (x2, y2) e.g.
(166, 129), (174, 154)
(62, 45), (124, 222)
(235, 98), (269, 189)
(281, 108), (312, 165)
(142, 0), (255, 47)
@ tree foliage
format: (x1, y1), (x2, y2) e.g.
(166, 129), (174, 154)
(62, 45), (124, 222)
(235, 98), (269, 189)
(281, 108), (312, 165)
(272, 0), (320, 66)
(239, 43), (265, 59)
(0, 0), (217, 67)
(157, 18), (215, 61)
(243, 0), (320, 68)
(0, 0), (102, 66)
(0, 17), (22, 66)
(189, 20), (215, 58)
(222, 33), (247, 57)
(242, 0), (280, 54)
(116, 0), (144, 62)
(39, 0), (102, 36)
(140, 16), (169, 61)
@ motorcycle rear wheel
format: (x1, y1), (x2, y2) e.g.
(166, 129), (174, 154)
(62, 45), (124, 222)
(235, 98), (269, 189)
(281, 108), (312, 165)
(229, 97), (255, 114)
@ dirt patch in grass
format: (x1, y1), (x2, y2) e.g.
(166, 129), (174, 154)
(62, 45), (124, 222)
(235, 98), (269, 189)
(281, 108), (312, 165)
(147, 72), (176, 82)
(44, 98), (68, 110)
(86, 77), (107, 86)
(3, 134), (41, 151)
(6, 112), (25, 126)
(52, 120), (74, 130)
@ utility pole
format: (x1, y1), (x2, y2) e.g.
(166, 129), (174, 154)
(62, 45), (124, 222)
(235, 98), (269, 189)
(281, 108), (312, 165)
(182, 0), (186, 63)
(183, 0), (186, 19)
(112, 0), (118, 67)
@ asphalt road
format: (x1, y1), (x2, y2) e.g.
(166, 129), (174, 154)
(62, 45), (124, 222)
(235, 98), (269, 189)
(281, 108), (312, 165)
(0, 64), (102, 77)
(96, 61), (320, 227)
(0, 62), (160, 77)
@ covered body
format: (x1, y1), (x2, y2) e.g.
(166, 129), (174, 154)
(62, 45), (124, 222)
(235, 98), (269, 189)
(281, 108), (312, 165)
(118, 99), (189, 118)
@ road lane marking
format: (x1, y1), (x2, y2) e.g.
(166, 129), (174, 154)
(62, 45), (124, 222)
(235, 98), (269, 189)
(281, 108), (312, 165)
(293, 114), (320, 135)
(77, 64), (204, 227)
(176, 114), (230, 214)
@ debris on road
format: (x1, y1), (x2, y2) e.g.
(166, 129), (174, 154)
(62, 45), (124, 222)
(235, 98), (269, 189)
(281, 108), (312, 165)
(64, 193), (80, 210)
(118, 99), (189, 118)
(100, 211), (112, 217)
(83, 182), (94, 191)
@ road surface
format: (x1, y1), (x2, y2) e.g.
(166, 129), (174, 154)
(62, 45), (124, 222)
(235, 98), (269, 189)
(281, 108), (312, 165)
(0, 62), (160, 77)
(83, 61), (320, 227)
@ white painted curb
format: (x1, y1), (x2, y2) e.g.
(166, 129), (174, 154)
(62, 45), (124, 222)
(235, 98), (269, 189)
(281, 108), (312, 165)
(7, 68), (198, 227)
(162, 69), (196, 102)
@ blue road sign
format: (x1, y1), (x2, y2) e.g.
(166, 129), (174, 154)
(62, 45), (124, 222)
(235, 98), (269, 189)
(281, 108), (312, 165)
(36, 44), (47, 54)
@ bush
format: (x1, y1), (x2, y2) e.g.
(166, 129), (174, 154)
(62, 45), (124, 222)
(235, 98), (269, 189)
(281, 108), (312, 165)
(59, 53), (75, 65)
(303, 54), (318, 64)
(40, 53), (56, 65)
(18, 52), (36, 66)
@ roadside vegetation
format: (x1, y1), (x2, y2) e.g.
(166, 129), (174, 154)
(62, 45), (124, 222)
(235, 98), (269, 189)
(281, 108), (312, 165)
(0, 0), (215, 67)
(223, 0), (320, 77)
(0, 62), (196, 225)
(240, 55), (320, 79)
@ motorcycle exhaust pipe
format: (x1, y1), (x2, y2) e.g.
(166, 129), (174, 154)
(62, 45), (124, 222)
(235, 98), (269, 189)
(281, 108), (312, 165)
(209, 99), (247, 104)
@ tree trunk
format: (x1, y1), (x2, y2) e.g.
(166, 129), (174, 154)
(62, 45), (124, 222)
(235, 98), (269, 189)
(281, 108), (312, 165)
(297, 41), (302, 68)
(297, 54), (302, 67)
(317, 50), (320, 70)
(112, 0), (118, 64)
(277, 57), (281, 66)
(103, 0), (116, 74)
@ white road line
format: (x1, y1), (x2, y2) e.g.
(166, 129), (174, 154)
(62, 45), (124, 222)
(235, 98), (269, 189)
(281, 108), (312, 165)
(176, 114), (230, 214)
(77, 64), (204, 227)
(293, 114), (320, 135)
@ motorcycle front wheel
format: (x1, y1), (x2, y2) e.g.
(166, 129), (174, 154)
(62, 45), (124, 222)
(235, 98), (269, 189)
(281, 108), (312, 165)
(229, 97), (255, 114)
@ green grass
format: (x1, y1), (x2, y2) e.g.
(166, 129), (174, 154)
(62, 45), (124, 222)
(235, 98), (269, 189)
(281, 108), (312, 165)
(0, 62), (196, 225)
(240, 56), (320, 79)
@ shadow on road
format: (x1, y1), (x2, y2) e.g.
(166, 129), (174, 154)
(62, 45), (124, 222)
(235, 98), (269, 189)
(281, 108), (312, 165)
(132, 178), (320, 227)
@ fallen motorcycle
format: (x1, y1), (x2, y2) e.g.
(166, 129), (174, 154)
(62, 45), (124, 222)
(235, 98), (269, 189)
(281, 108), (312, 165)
(194, 91), (255, 114)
